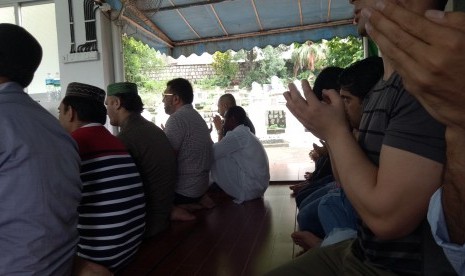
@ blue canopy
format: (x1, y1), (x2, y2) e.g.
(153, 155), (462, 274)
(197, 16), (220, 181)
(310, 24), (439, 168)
(107, 0), (358, 58)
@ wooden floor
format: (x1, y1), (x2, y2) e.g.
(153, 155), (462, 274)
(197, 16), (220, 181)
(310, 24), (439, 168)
(117, 184), (299, 276)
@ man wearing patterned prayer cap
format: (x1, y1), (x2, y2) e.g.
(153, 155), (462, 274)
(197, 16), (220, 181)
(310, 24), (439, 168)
(59, 82), (146, 274)
(105, 81), (177, 237)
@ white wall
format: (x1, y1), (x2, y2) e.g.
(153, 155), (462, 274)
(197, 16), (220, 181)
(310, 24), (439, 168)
(54, 0), (119, 95)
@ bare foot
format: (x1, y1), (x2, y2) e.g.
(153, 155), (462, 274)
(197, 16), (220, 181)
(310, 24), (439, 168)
(294, 249), (307, 258)
(291, 231), (322, 251)
(199, 194), (215, 209)
(170, 206), (196, 221)
(289, 182), (308, 195)
(304, 172), (313, 180)
(73, 256), (113, 276)
(177, 203), (204, 211)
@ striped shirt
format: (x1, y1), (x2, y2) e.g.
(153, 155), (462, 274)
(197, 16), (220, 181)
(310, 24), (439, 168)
(164, 104), (213, 198)
(72, 124), (146, 272)
(355, 73), (447, 275)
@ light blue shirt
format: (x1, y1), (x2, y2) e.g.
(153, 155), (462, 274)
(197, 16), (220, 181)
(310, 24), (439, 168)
(428, 188), (465, 275)
(211, 125), (270, 203)
(0, 82), (82, 275)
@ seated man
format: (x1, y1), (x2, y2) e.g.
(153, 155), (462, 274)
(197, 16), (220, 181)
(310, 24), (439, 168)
(289, 66), (342, 200)
(316, 56), (384, 247)
(213, 93), (255, 141)
(106, 82), (177, 232)
(58, 82), (146, 274)
(211, 106), (270, 203)
(0, 23), (81, 275)
(162, 78), (215, 220)
(365, 2), (465, 273)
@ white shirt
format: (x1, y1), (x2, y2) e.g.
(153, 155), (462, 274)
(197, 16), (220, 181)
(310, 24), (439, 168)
(428, 188), (465, 275)
(211, 125), (270, 203)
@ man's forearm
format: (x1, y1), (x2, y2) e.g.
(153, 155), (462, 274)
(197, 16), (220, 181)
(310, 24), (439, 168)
(326, 129), (378, 218)
(442, 127), (465, 244)
(325, 144), (340, 184)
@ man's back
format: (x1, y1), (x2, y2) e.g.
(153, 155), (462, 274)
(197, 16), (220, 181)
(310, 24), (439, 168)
(212, 124), (269, 202)
(72, 124), (146, 271)
(118, 113), (177, 237)
(0, 83), (81, 275)
(164, 104), (213, 198)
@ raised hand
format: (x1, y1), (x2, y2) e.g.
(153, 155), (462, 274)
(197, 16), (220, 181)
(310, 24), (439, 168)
(363, 0), (465, 129)
(213, 115), (223, 131)
(283, 79), (349, 141)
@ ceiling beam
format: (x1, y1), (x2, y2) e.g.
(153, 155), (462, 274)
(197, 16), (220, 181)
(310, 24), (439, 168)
(210, 4), (228, 36)
(121, 15), (174, 48)
(167, 0), (201, 39)
(175, 19), (353, 46)
(251, 0), (263, 31)
(125, 4), (174, 46)
(327, 0), (332, 21)
(142, 0), (235, 13)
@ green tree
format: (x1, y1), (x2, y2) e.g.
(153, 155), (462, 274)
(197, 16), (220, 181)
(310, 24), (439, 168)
(122, 35), (166, 93)
(122, 35), (167, 109)
(240, 46), (288, 88)
(211, 50), (239, 88)
(324, 36), (363, 68)
(290, 36), (363, 84)
(291, 41), (326, 77)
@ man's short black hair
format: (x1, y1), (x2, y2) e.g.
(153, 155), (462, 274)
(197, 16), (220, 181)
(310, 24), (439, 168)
(339, 56), (384, 100)
(0, 24), (42, 88)
(115, 93), (144, 113)
(313, 67), (343, 100)
(225, 106), (247, 125)
(166, 78), (194, 104)
(62, 96), (107, 125)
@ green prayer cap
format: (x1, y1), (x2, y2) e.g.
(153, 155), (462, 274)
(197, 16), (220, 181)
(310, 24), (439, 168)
(107, 82), (138, 96)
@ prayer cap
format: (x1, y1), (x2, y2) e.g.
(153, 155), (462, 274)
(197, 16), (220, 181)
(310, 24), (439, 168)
(0, 23), (42, 88)
(65, 82), (105, 104)
(107, 82), (138, 96)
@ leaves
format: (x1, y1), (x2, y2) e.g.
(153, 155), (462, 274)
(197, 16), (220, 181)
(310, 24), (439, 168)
(122, 35), (166, 93)
(212, 50), (239, 88)
(240, 46), (289, 88)
(291, 36), (363, 81)
(324, 36), (363, 68)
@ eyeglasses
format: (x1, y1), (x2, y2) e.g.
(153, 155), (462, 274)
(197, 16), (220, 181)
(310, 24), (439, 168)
(163, 93), (174, 98)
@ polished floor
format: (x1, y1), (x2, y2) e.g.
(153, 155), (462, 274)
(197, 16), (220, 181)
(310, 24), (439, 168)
(265, 147), (314, 181)
(117, 184), (299, 276)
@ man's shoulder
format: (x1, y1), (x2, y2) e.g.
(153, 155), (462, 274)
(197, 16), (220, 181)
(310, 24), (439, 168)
(365, 72), (418, 112)
(124, 116), (164, 135)
(168, 105), (205, 126)
(224, 125), (254, 141)
(175, 104), (199, 117)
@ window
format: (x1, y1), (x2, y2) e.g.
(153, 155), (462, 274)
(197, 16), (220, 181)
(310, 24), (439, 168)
(0, 6), (16, 24)
(21, 2), (59, 94)
(0, 1), (59, 95)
